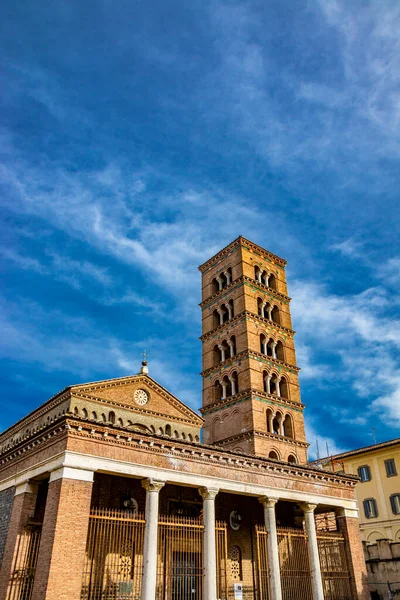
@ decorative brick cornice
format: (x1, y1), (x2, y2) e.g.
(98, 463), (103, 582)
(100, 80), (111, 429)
(200, 350), (299, 378)
(198, 236), (286, 273)
(200, 276), (290, 309)
(200, 390), (305, 415)
(213, 430), (309, 449)
(64, 419), (357, 488)
(200, 311), (295, 342)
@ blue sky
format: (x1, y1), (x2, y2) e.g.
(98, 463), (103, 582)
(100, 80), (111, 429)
(1, 0), (399, 458)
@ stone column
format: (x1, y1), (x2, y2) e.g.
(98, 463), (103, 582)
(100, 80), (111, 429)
(218, 345), (226, 362)
(199, 487), (219, 600)
(221, 382), (228, 399)
(272, 341), (278, 359)
(260, 301), (267, 318)
(217, 308), (225, 325)
(31, 467), (94, 600)
(0, 482), (38, 600)
(141, 479), (165, 600)
(229, 376), (236, 396)
(216, 276), (223, 291)
(275, 379), (281, 398)
(300, 503), (324, 600)
(259, 497), (282, 600)
(227, 304), (233, 320)
(228, 340), (235, 357)
(267, 306), (273, 320)
(224, 271), (231, 285)
(262, 340), (268, 354)
(336, 507), (369, 600)
(264, 374), (271, 394)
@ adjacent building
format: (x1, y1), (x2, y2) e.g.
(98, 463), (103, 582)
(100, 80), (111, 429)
(0, 237), (369, 600)
(312, 439), (400, 598)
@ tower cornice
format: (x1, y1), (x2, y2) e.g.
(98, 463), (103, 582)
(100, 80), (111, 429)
(212, 430), (309, 449)
(200, 310), (295, 341)
(200, 389), (305, 415)
(199, 275), (291, 307)
(200, 349), (300, 378)
(198, 236), (287, 273)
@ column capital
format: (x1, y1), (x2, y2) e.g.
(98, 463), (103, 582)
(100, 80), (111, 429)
(299, 502), (318, 514)
(142, 478), (165, 493)
(199, 486), (219, 500)
(259, 496), (279, 508)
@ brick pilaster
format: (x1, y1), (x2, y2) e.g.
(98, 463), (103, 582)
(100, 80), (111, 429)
(0, 483), (38, 600)
(336, 512), (369, 600)
(31, 469), (93, 600)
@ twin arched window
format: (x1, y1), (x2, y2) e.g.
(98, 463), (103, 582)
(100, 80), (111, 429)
(259, 335), (284, 361)
(257, 299), (280, 324)
(214, 371), (239, 401)
(211, 268), (233, 295)
(254, 267), (277, 290)
(266, 409), (294, 438)
(213, 299), (235, 328)
(263, 371), (289, 399)
(212, 336), (236, 365)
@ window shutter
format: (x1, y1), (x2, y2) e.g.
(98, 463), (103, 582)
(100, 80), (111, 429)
(372, 499), (378, 517)
(390, 495), (396, 514)
(363, 500), (370, 518)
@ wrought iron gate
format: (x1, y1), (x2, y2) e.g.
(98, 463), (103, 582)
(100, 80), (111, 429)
(81, 508), (145, 600)
(317, 532), (352, 600)
(277, 528), (312, 600)
(81, 509), (228, 600)
(6, 522), (42, 600)
(255, 524), (270, 600)
(155, 515), (228, 600)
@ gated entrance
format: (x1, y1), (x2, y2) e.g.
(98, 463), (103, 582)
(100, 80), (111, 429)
(5, 522), (42, 600)
(80, 509), (228, 600)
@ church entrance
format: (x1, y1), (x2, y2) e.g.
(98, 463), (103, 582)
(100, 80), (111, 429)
(80, 508), (228, 600)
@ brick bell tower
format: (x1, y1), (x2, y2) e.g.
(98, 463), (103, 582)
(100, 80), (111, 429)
(199, 236), (309, 464)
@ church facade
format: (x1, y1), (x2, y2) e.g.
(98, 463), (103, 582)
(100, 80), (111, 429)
(0, 237), (368, 600)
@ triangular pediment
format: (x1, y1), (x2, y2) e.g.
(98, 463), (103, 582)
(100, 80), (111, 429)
(71, 374), (203, 426)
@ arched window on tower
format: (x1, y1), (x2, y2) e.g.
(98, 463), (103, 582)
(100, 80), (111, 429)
(266, 408), (273, 433)
(255, 266), (261, 283)
(272, 412), (283, 436)
(108, 411), (115, 425)
(213, 309), (221, 329)
(214, 380), (222, 402)
(165, 424), (172, 436)
(228, 299), (234, 319)
(275, 340), (284, 361)
(211, 278), (219, 295)
(269, 274), (277, 290)
(213, 344), (221, 366)
(269, 450), (279, 460)
(220, 304), (229, 324)
(229, 335), (236, 357)
(270, 374), (279, 395)
(283, 414), (293, 438)
(266, 338), (275, 357)
(280, 377), (289, 399)
(271, 305), (280, 325)
(288, 454), (297, 464)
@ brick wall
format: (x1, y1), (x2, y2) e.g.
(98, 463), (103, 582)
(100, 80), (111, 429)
(31, 477), (93, 600)
(337, 514), (370, 600)
(0, 486), (15, 568)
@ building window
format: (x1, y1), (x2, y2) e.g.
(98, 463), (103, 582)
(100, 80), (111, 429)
(357, 465), (371, 482)
(390, 494), (400, 515)
(363, 498), (378, 519)
(384, 459), (397, 477)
